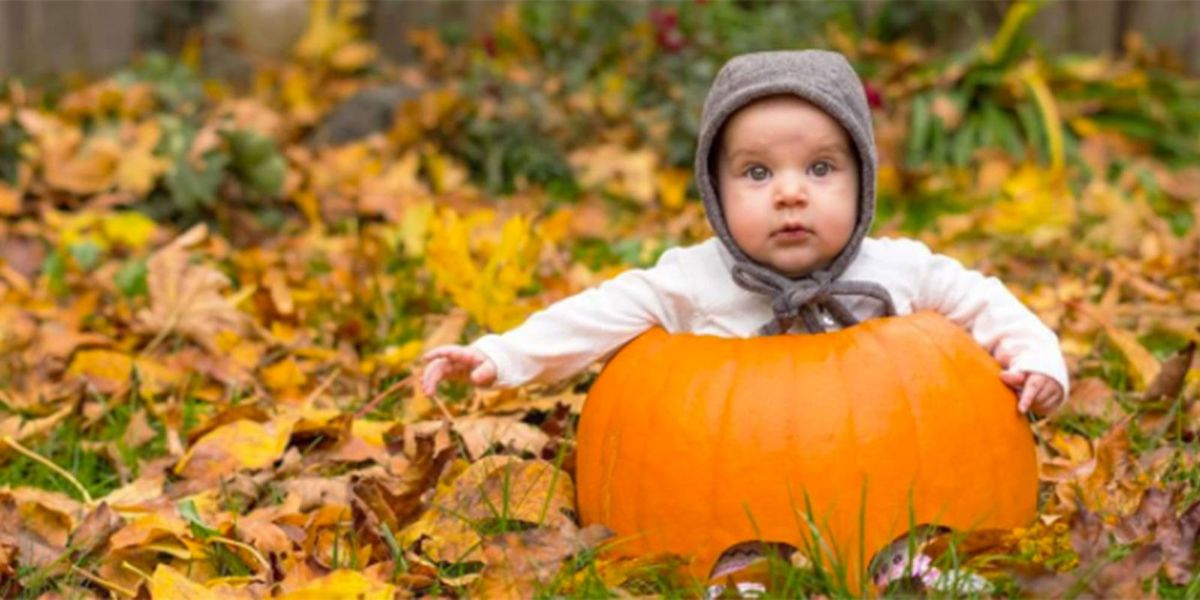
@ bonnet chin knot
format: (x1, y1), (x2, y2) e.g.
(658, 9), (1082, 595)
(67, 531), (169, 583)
(745, 266), (898, 335)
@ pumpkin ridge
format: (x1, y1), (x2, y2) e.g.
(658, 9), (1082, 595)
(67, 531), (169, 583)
(631, 334), (676, 554)
(712, 337), (740, 567)
(896, 315), (959, 531)
(907, 313), (1023, 531)
(859, 317), (923, 565)
(833, 334), (860, 572)
(906, 315), (981, 524)
(589, 329), (643, 524)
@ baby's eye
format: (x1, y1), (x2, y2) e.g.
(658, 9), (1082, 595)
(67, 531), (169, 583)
(810, 161), (833, 177)
(744, 165), (770, 181)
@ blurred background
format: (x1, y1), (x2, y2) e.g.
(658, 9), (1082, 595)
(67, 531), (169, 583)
(2, 1), (1199, 78)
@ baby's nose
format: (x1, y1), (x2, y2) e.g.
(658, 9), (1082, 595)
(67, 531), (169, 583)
(772, 173), (808, 205)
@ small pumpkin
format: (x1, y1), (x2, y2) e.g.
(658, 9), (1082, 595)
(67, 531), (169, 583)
(575, 311), (1037, 589)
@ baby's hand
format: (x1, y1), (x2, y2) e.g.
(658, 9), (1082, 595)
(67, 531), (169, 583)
(421, 345), (497, 396)
(1000, 371), (1064, 416)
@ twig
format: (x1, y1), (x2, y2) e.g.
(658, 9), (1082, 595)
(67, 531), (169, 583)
(354, 375), (411, 418)
(209, 535), (272, 573)
(1, 435), (93, 505)
(120, 560), (152, 582)
(302, 369), (340, 406)
(71, 566), (137, 598)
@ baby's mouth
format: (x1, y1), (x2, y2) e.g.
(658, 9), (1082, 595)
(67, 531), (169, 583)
(772, 223), (813, 238)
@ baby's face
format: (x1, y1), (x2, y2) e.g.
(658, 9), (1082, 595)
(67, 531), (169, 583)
(716, 95), (859, 278)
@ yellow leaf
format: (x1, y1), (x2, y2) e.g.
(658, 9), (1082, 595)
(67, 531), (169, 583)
(174, 417), (297, 480)
(424, 147), (471, 194)
(294, 0), (369, 63)
(371, 341), (423, 371)
(279, 569), (395, 600)
(46, 135), (121, 195)
(1102, 324), (1161, 390)
(116, 121), (170, 196)
(67, 349), (182, 395)
(215, 331), (264, 371)
(568, 144), (658, 205)
(330, 41), (377, 72)
(989, 0), (1040, 63)
(655, 168), (690, 210)
(1019, 66), (1064, 175)
(56, 210), (108, 251)
(111, 512), (190, 551)
(101, 211), (158, 250)
(425, 209), (541, 331)
(401, 200), (434, 258)
(262, 357), (308, 392)
(985, 163), (1075, 247)
(0, 180), (21, 216)
(149, 564), (218, 600)
(359, 151), (428, 222)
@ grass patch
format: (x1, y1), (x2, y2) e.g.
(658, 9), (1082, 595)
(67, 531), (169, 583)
(0, 398), (167, 501)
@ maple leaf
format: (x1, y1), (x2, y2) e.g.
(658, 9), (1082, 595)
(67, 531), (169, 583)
(137, 224), (246, 354)
(116, 120), (170, 197)
(425, 209), (542, 331)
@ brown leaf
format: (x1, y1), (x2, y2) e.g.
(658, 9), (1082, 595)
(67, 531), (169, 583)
(1157, 499), (1200, 584)
(280, 476), (350, 512)
(1070, 509), (1109, 565)
(424, 309), (469, 348)
(1064, 377), (1120, 421)
(1142, 341), (1196, 403)
(474, 522), (611, 599)
(137, 224), (246, 353)
(1092, 543), (1163, 598)
(68, 502), (122, 557)
(122, 409), (158, 450)
(453, 415), (550, 461)
(235, 513), (293, 555)
(0, 492), (64, 570)
(1114, 487), (1172, 544)
(351, 427), (456, 537)
(922, 528), (1017, 564)
(448, 458), (577, 530)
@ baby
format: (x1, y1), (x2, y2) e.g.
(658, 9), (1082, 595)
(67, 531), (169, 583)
(422, 50), (1067, 414)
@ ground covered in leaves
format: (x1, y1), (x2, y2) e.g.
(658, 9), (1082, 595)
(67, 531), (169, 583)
(1, 1), (1199, 598)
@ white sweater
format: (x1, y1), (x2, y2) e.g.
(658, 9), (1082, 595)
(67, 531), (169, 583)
(471, 236), (1069, 394)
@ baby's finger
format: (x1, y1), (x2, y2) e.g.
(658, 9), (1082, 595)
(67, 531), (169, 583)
(1000, 371), (1026, 388)
(1034, 385), (1064, 415)
(421, 358), (448, 396)
(423, 345), (464, 362)
(1018, 379), (1042, 414)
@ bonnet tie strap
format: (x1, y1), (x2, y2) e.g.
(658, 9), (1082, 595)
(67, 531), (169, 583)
(731, 264), (897, 335)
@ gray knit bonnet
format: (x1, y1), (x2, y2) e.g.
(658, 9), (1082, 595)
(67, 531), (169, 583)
(695, 49), (896, 335)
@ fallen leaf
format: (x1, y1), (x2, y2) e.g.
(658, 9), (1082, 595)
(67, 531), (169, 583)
(67, 349), (181, 395)
(137, 224), (246, 353)
(149, 563), (219, 600)
(174, 416), (298, 481)
(278, 569), (395, 600)
(1142, 341), (1195, 403)
(474, 522), (611, 598)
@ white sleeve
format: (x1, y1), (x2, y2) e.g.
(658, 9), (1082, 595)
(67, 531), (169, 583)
(468, 246), (697, 388)
(908, 241), (1070, 395)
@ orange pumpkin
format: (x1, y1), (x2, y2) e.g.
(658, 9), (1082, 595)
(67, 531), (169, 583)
(575, 311), (1037, 589)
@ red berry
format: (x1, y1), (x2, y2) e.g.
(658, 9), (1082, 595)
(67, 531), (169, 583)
(863, 80), (884, 110)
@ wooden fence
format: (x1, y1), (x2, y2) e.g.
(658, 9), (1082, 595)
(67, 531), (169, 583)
(1, 1), (1197, 78)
